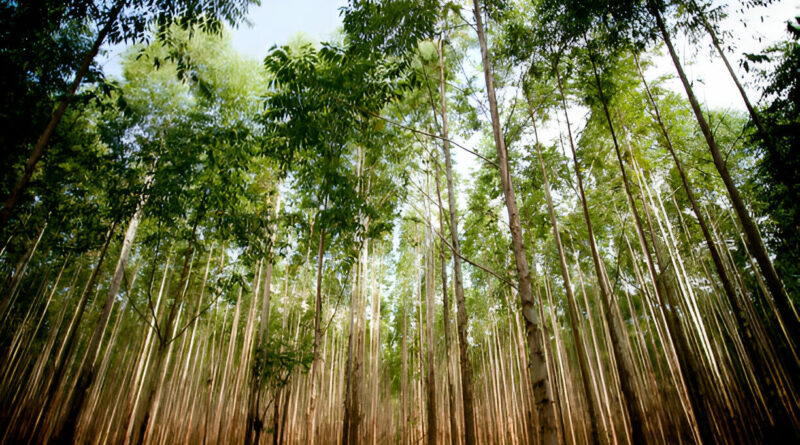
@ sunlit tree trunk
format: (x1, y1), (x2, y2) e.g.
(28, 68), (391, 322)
(532, 136), (600, 444)
(246, 192), (280, 445)
(434, 32), (478, 445)
(401, 299), (409, 445)
(307, 221), (326, 445)
(127, 213), (200, 445)
(552, 58), (644, 444)
(472, 2), (558, 443)
(433, 132), (459, 445)
(369, 245), (382, 445)
(35, 223), (116, 442)
(421, 150), (438, 445)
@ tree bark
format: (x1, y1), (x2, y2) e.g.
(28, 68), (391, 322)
(433, 93), (459, 443)
(247, 193), (280, 445)
(633, 52), (754, 444)
(424, 174), (438, 445)
(37, 222), (116, 443)
(532, 136), (600, 445)
(401, 303), (409, 445)
(472, 2), (558, 444)
(307, 224), (326, 445)
(437, 31), (477, 445)
(128, 212), (200, 445)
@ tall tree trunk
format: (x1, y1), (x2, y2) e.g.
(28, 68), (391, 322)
(347, 242), (366, 445)
(589, 49), (690, 443)
(551, 58), (645, 445)
(416, 268), (426, 445)
(652, 8), (800, 438)
(36, 222), (116, 442)
(472, 2), (558, 444)
(650, 2), (800, 350)
(437, 31), (477, 445)
(532, 136), (600, 445)
(433, 96), (458, 444)
(345, 148), (368, 445)
(424, 172), (438, 445)
(52, 194), (146, 444)
(247, 193), (281, 445)
(632, 52), (757, 444)
(128, 216), (200, 445)
(307, 224), (326, 445)
(0, 0), (126, 230)
(401, 303), (409, 445)
(369, 247), (382, 445)
(343, 258), (356, 445)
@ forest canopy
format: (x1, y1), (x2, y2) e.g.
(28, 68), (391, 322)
(0, 0), (799, 444)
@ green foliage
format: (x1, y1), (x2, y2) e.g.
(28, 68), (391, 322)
(110, 0), (256, 46)
(0, 0), (98, 223)
(746, 16), (800, 299)
(342, 0), (439, 59)
(3, 3), (799, 443)
(252, 336), (314, 390)
(262, 40), (406, 261)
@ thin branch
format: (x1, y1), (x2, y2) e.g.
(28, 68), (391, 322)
(355, 103), (498, 169)
(405, 194), (518, 291)
(169, 294), (219, 344)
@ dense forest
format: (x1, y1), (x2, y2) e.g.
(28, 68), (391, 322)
(1, 0), (799, 444)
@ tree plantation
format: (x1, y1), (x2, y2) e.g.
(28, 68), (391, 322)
(1, 0), (799, 443)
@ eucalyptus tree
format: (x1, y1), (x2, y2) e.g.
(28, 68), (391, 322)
(599, 0), (799, 438)
(341, 1), (500, 441)
(262, 35), (405, 443)
(44, 27), (268, 445)
(432, 36), (465, 445)
(471, 1), (560, 443)
(263, 42), (356, 444)
(528, 0), (800, 439)
(745, 16), (800, 307)
(629, 52), (769, 443)
(5, 1), (800, 443)
(0, 2), (109, 318)
(244, 170), (283, 445)
(388, 214), (426, 445)
(0, 0), (256, 232)
(645, 0), (800, 353)
(65, 28), (267, 445)
(508, 3), (680, 442)
(0, 76), (146, 444)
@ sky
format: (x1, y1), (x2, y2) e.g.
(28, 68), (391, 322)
(98, 0), (348, 77)
(229, 0), (348, 59)
(651, 1), (799, 110)
(99, 0), (800, 111)
(228, 0), (798, 113)
(98, 0), (800, 189)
